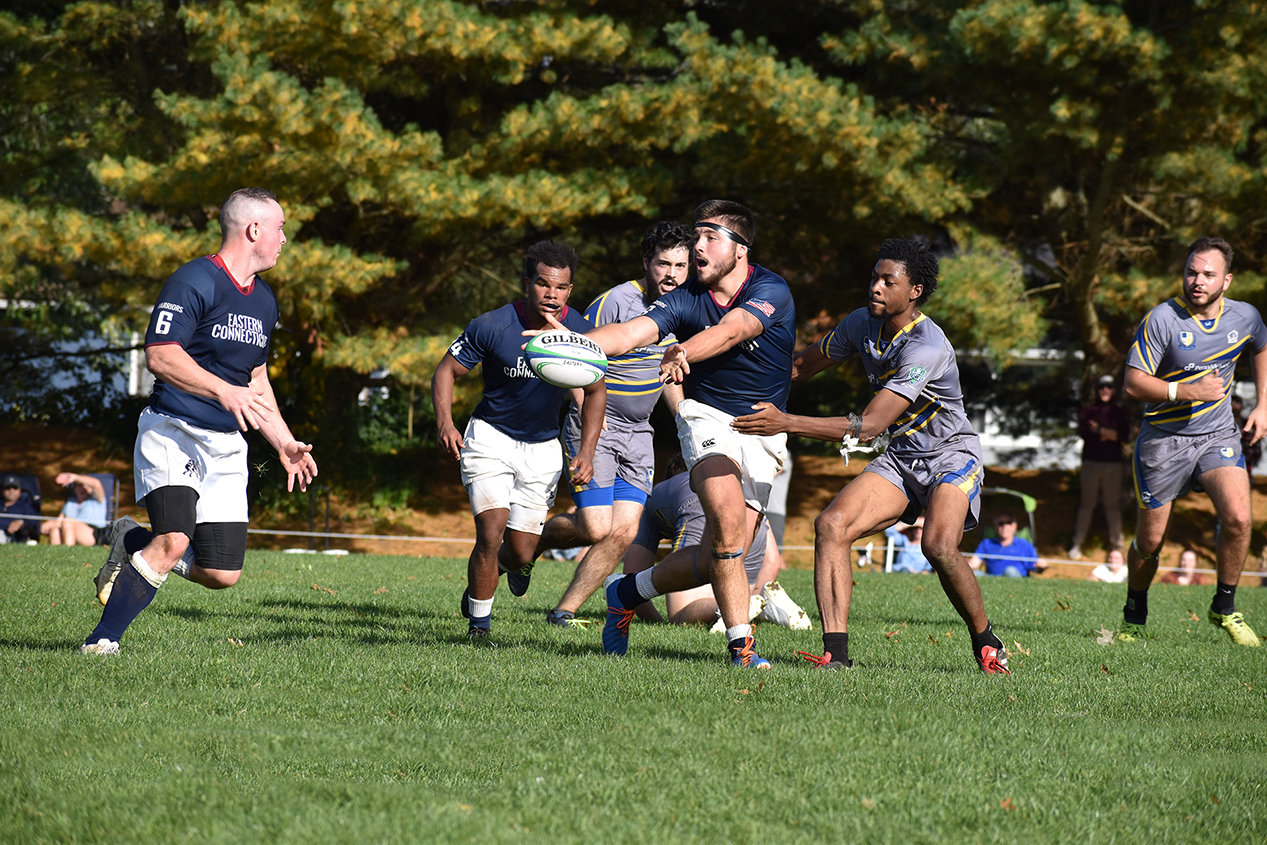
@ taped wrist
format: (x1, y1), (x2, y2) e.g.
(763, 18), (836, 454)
(845, 413), (864, 440)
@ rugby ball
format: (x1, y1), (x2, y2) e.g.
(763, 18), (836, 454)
(525, 329), (608, 388)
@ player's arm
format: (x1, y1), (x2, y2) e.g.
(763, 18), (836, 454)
(1123, 363), (1226, 404)
(431, 352), (472, 462)
(659, 308), (763, 384)
(1245, 343), (1267, 445)
(660, 381), (684, 417)
(248, 364), (318, 492)
(585, 315), (662, 358)
(792, 344), (836, 381)
(571, 379), (607, 485)
(147, 344), (276, 432)
(731, 388), (911, 443)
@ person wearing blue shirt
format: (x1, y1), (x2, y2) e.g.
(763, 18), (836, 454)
(968, 513), (1041, 577)
(81, 188), (318, 657)
(432, 240), (606, 640)
(584, 200), (796, 669)
(40, 472), (106, 546)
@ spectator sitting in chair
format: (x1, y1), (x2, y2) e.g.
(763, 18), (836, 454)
(968, 512), (1044, 577)
(41, 472), (107, 546)
(1, 475), (40, 544)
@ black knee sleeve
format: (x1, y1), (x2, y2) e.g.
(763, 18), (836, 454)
(191, 522), (249, 571)
(143, 486), (199, 540)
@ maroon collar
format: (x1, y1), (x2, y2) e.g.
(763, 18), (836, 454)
(209, 254), (254, 295)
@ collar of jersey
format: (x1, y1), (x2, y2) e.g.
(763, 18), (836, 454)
(209, 254), (255, 295)
(874, 312), (926, 350)
(709, 265), (756, 309)
(1173, 295), (1223, 331)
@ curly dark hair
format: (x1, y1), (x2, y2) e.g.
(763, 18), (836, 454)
(876, 238), (938, 305)
(641, 221), (694, 262)
(522, 240), (579, 285)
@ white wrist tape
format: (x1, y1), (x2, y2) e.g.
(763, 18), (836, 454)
(1168, 381), (1178, 402)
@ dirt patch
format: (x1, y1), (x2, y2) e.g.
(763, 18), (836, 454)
(5, 424), (1265, 582)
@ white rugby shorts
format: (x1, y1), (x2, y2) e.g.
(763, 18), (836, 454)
(675, 398), (787, 512)
(134, 407), (249, 523)
(460, 417), (563, 534)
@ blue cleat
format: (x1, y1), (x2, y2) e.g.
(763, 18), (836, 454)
(729, 634), (772, 669)
(602, 574), (636, 656)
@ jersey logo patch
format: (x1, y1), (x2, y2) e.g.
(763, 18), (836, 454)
(903, 366), (928, 385)
(1228, 330), (1239, 344)
(747, 300), (776, 318)
(1178, 331), (1194, 349)
(1220, 447), (1236, 460)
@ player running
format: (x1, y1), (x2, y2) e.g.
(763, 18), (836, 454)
(431, 241), (606, 639)
(511, 223), (691, 624)
(1118, 236), (1266, 647)
(579, 200), (796, 668)
(732, 237), (1010, 673)
(82, 187), (318, 655)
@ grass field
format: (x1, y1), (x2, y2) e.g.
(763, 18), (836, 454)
(2, 546), (1264, 844)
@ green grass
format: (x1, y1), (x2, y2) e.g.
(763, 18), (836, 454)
(2, 547), (1264, 844)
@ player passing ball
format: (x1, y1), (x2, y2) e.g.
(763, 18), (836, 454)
(731, 237), (1011, 673)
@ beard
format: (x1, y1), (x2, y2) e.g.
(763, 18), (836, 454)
(697, 250), (737, 286)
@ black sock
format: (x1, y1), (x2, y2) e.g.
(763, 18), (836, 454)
(1124, 588), (1149, 625)
(615, 575), (643, 609)
(822, 632), (849, 662)
(1212, 582), (1237, 614)
(970, 621), (1003, 652)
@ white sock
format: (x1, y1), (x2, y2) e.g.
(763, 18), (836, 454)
(470, 596), (494, 618)
(726, 623), (752, 642)
(130, 552), (168, 589)
(169, 547), (195, 580)
(635, 569), (661, 601)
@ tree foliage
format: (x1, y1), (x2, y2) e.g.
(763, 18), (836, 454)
(6, 0), (1267, 486)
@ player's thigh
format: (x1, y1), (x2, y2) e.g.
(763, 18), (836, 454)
(1198, 464), (1252, 529)
(564, 415), (618, 494)
(817, 472), (908, 541)
(573, 503), (614, 541)
(607, 498), (646, 546)
(622, 543), (657, 575)
(922, 482), (971, 558)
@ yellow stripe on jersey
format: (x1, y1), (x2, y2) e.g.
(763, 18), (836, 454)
(1174, 296), (1225, 331)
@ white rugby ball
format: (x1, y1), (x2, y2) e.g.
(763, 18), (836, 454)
(525, 329), (608, 388)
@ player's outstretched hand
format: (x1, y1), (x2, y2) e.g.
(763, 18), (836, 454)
(279, 440), (318, 492)
(732, 402), (790, 436)
(570, 454), (595, 486)
(659, 344), (690, 384)
(519, 311), (566, 347)
(438, 422), (465, 462)
(220, 384), (275, 432)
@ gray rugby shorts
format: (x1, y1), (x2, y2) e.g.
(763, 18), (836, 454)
(863, 438), (986, 532)
(1132, 424), (1244, 509)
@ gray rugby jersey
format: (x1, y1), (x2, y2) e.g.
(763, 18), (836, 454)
(819, 310), (978, 457)
(1127, 296), (1266, 436)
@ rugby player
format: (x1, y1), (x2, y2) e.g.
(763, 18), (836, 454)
(579, 200), (796, 669)
(432, 241), (606, 639)
(1119, 236), (1266, 647)
(82, 187), (318, 655)
(732, 238), (1010, 673)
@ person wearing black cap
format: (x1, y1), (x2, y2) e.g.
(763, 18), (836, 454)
(0, 475), (40, 544)
(1069, 374), (1131, 560)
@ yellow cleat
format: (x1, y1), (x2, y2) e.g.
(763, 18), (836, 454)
(1208, 610), (1262, 647)
(1116, 622), (1149, 642)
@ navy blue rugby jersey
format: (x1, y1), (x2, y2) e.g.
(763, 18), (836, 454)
(449, 301), (590, 443)
(145, 255), (279, 433)
(643, 265), (796, 416)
